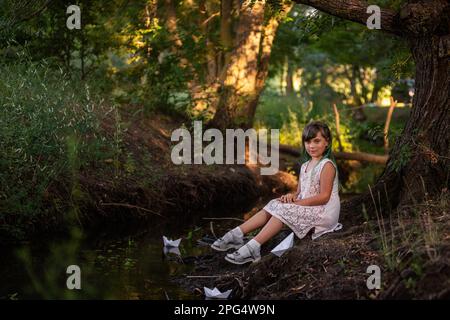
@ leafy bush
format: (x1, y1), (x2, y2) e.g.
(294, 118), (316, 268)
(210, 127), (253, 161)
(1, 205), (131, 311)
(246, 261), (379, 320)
(0, 60), (106, 239)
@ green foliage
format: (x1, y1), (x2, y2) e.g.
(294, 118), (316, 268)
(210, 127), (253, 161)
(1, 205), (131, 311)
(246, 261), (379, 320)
(0, 60), (107, 239)
(269, 4), (414, 110)
(256, 93), (354, 150)
(389, 143), (412, 173)
(255, 93), (305, 130)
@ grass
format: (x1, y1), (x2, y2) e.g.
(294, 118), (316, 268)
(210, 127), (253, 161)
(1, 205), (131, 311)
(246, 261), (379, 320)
(0, 60), (111, 240)
(365, 180), (448, 296)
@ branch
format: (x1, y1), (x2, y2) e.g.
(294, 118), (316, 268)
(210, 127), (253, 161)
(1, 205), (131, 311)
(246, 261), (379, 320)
(278, 144), (388, 164)
(293, 0), (401, 35)
(201, 12), (220, 26)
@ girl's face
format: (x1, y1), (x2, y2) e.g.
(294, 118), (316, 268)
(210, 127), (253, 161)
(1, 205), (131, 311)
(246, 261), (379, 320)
(305, 131), (329, 158)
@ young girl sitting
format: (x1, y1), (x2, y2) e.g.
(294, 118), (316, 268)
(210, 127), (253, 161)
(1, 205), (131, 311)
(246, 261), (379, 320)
(211, 121), (342, 265)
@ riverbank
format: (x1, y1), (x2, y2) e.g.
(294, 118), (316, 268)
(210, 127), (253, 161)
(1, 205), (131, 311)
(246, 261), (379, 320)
(175, 189), (449, 299)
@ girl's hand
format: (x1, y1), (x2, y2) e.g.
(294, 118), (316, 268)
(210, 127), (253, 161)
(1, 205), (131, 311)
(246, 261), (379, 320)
(280, 193), (296, 203)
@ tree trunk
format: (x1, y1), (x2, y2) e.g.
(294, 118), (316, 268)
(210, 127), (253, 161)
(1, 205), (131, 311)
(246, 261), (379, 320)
(358, 67), (370, 104)
(350, 65), (367, 121)
(246, 8), (289, 125)
(199, 0), (218, 84)
(209, 0), (266, 130)
(164, 0), (218, 115)
(371, 77), (382, 103)
(393, 36), (449, 204)
(219, 0), (234, 74)
(144, 1), (157, 58)
(209, 1), (292, 130)
(286, 56), (295, 96)
(342, 36), (450, 219)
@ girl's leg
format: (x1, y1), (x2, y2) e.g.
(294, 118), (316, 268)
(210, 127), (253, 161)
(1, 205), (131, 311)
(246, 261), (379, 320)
(238, 209), (271, 234)
(253, 216), (284, 245)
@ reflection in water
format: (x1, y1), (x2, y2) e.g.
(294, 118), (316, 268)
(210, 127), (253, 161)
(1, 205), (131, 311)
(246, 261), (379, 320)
(0, 220), (211, 300)
(163, 246), (181, 256)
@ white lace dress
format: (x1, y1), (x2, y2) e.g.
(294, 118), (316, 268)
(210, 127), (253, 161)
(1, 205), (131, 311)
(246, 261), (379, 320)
(263, 158), (342, 240)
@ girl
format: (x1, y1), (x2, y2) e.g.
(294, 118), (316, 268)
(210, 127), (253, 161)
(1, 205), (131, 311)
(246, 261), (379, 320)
(211, 121), (342, 265)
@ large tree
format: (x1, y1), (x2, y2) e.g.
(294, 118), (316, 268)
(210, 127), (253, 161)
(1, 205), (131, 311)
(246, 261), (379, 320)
(209, 0), (293, 129)
(291, 0), (449, 215)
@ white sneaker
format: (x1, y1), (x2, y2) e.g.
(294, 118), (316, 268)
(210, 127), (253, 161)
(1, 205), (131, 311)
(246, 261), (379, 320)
(210, 228), (244, 252)
(225, 244), (261, 265)
(210, 237), (244, 251)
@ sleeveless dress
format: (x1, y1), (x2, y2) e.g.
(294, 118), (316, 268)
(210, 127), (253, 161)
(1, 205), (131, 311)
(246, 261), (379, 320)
(263, 158), (342, 240)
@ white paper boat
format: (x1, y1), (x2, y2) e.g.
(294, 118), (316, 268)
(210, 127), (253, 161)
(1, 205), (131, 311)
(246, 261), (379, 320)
(204, 287), (232, 299)
(271, 232), (294, 257)
(163, 236), (181, 248)
(163, 246), (181, 256)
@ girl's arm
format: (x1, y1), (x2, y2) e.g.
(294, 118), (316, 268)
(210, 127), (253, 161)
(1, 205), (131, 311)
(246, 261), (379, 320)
(295, 173), (301, 198)
(294, 162), (335, 206)
(280, 172), (301, 202)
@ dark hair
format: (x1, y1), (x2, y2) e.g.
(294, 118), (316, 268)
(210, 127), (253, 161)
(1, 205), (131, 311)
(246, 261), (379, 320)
(300, 121), (337, 167)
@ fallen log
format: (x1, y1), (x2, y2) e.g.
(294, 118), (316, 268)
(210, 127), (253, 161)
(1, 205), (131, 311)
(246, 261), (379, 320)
(278, 144), (388, 164)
